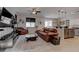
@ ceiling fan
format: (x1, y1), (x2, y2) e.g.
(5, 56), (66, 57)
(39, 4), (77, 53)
(31, 8), (41, 15)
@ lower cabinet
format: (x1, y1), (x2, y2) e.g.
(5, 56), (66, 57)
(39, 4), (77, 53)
(68, 29), (74, 38)
(75, 28), (79, 36)
(64, 28), (75, 39)
(64, 28), (69, 39)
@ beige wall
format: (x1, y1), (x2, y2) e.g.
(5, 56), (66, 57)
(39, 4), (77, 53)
(70, 19), (79, 27)
(16, 13), (57, 33)
(16, 13), (43, 33)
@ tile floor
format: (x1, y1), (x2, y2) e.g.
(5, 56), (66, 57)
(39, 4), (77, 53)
(5, 36), (79, 52)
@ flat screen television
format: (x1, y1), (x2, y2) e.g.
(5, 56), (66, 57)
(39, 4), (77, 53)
(0, 7), (14, 25)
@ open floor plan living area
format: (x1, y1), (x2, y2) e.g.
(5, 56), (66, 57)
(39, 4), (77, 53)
(0, 7), (79, 52)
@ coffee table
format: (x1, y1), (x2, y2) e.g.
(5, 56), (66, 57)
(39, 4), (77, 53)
(25, 33), (38, 42)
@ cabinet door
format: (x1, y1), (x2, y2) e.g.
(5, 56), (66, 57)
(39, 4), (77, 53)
(64, 28), (69, 39)
(75, 29), (79, 36)
(69, 29), (74, 38)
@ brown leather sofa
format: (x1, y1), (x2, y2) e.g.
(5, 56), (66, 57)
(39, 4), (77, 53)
(36, 28), (60, 45)
(36, 30), (49, 42)
(16, 27), (28, 35)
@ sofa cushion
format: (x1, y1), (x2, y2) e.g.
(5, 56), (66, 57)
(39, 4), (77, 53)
(39, 28), (44, 32)
(48, 32), (58, 36)
(49, 28), (57, 33)
(38, 31), (47, 35)
(16, 27), (28, 35)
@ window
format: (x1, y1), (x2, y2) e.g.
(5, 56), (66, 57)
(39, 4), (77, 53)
(26, 18), (36, 27)
(45, 20), (52, 28)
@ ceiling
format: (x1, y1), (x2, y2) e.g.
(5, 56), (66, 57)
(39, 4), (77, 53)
(1, 7), (79, 19)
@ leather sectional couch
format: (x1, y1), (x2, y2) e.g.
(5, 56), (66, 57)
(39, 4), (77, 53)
(36, 28), (60, 45)
(16, 27), (28, 35)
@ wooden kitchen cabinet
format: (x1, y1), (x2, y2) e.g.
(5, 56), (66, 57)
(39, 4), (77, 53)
(64, 28), (69, 39)
(64, 28), (75, 39)
(68, 29), (74, 38)
(74, 28), (79, 36)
